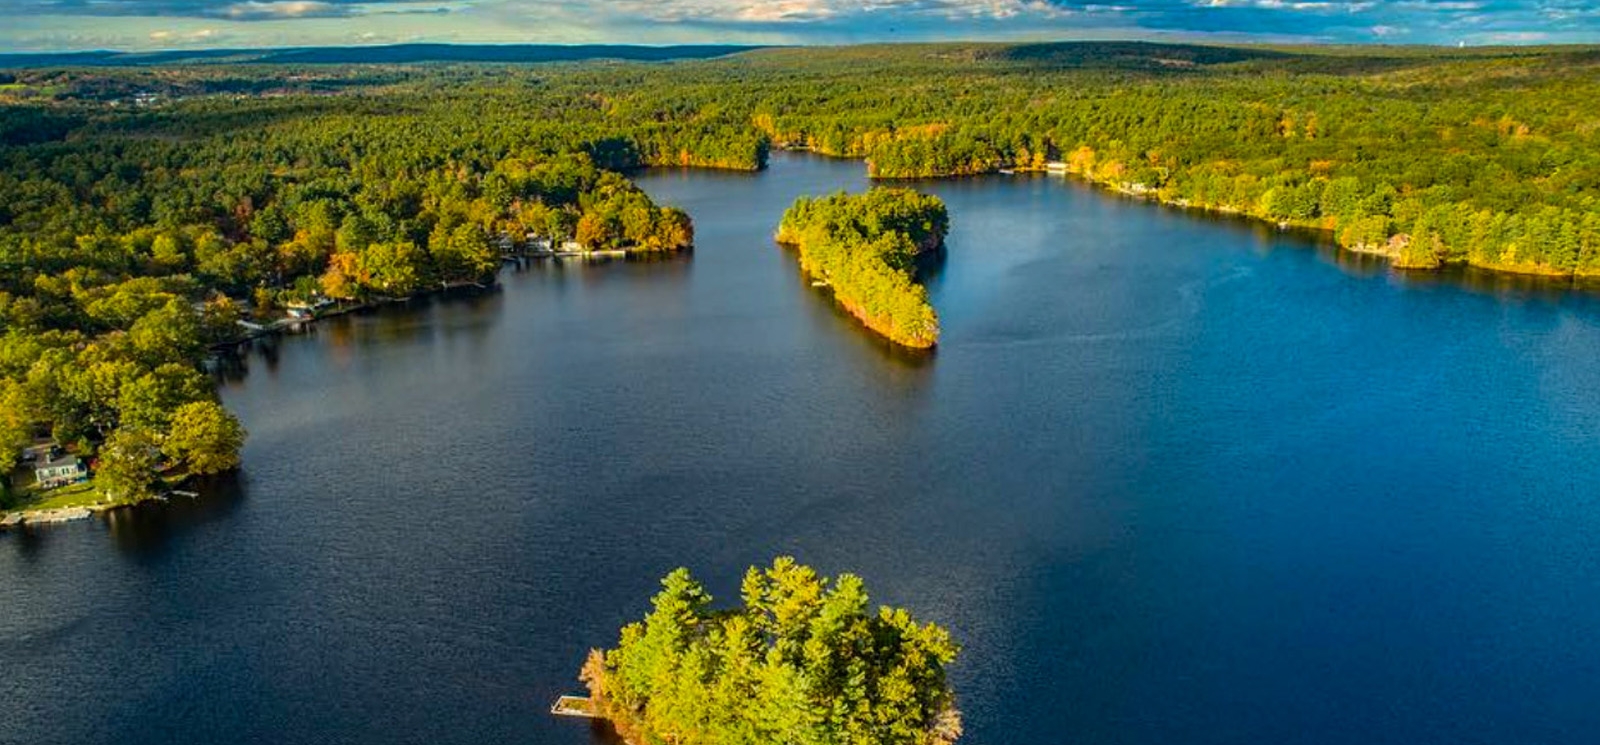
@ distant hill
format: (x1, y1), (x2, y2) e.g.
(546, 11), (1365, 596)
(0, 44), (763, 69)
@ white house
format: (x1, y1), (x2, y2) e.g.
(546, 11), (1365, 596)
(35, 454), (88, 489)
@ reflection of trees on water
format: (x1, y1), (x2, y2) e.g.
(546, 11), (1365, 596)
(1396, 263), (1600, 302)
(785, 258), (938, 379)
(104, 471), (248, 558)
(526, 251), (695, 290)
(1, 472), (249, 560)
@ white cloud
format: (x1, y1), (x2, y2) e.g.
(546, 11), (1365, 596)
(147, 27), (223, 43)
(220, 1), (348, 20)
(595, 0), (1074, 24)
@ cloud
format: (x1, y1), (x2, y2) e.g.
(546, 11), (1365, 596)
(5, 0), (430, 21)
(2, 0), (1597, 50)
(593, 0), (1075, 24)
(219, 1), (350, 20)
(148, 27), (225, 43)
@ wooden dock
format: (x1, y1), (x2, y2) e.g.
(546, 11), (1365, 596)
(0, 507), (93, 529)
(550, 695), (599, 719)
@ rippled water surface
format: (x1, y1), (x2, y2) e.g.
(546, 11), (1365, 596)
(5, 152), (1600, 745)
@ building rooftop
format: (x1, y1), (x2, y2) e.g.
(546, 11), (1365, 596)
(37, 453), (83, 470)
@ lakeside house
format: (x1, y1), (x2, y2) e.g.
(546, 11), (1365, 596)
(35, 453), (88, 489)
(286, 297), (335, 320)
(20, 442), (59, 465)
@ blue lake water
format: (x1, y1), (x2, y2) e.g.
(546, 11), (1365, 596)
(4, 151), (1600, 745)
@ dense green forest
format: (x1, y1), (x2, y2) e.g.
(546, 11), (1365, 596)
(9, 41), (1596, 276)
(740, 43), (1600, 276)
(5, 41), (1600, 504)
(581, 558), (962, 745)
(778, 189), (948, 349)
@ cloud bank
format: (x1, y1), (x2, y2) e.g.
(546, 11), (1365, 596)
(2, 0), (1596, 51)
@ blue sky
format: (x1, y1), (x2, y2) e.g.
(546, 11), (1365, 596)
(2, 0), (1596, 52)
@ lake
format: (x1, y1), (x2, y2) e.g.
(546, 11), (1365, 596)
(4, 151), (1600, 745)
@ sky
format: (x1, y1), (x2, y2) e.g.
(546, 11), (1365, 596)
(1, 0), (1596, 52)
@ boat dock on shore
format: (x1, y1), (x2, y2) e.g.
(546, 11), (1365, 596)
(550, 695), (599, 718)
(0, 507), (94, 529)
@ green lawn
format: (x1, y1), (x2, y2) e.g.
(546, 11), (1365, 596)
(3, 464), (196, 515)
(11, 481), (109, 512)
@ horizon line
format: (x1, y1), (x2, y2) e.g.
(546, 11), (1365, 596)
(6, 38), (1600, 58)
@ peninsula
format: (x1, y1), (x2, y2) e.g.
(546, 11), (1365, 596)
(777, 189), (949, 349)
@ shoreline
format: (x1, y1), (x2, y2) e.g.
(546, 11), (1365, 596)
(1, 475), (202, 531)
(6, 247), (686, 533)
(1, 503), (114, 530)
(775, 222), (943, 350)
(771, 147), (1598, 283)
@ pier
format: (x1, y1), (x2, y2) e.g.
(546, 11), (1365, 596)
(0, 507), (94, 529)
(550, 695), (599, 718)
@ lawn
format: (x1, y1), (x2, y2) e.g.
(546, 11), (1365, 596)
(21, 481), (109, 511)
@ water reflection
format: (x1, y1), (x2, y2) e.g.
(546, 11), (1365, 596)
(105, 472), (248, 557)
(1323, 243), (1392, 279)
(787, 264), (940, 372)
(9, 151), (1600, 745)
(1396, 263), (1592, 300)
(2, 521), (51, 562)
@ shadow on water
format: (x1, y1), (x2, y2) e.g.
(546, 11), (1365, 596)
(574, 717), (631, 745)
(104, 471), (248, 558)
(914, 244), (949, 286)
(779, 245), (939, 372)
(212, 340), (267, 384)
(1395, 263), (1600, 303)
(0, 472), (246, 561)
(2, 521), (50, 562)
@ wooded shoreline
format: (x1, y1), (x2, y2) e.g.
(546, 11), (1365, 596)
(829, 148), (1600, 282)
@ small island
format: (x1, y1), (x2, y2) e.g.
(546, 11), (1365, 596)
(776, 189), (949, 349)
(572, 558), (963, 745)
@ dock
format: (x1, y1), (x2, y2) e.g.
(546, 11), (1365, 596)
(0, 507), (93, 529)
(550, 695), (600, 719)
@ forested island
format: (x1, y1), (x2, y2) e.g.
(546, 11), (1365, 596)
(577, 558), (962, 745)
(7, 40), (1600, 511)
(777, 190), (948, 348)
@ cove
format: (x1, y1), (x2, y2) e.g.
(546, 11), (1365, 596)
(4, 152), (1600, 745)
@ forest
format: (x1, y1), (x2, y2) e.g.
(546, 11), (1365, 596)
(7, 41), (1593, 276)
(738, 43), (1600, 275)
(5, 40), (1600, 504)
(580, 558), (962, 745)
(777, 189), (948, 349)
(0, 67), (724, 508)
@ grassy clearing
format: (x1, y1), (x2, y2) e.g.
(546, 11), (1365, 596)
(12, 481), (108, 512)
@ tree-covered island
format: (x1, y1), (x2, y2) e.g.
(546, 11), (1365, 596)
(578, 558), (962, 745)
(777, 189), (949, 349)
